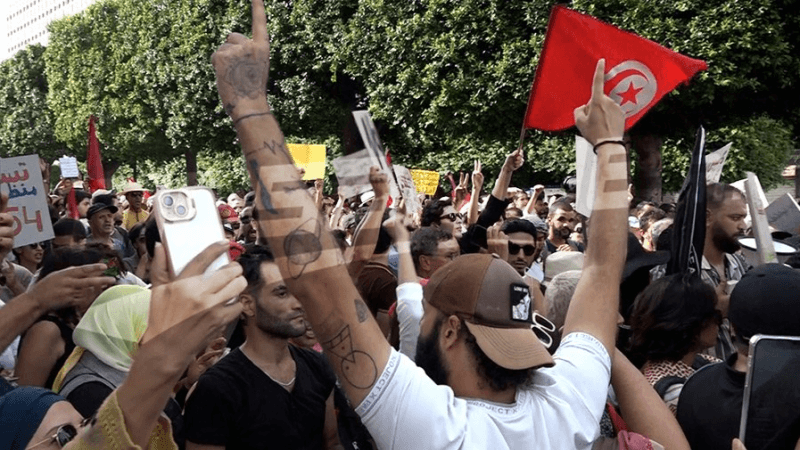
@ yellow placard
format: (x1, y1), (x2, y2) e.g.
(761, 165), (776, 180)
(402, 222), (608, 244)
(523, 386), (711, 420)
(410, 169), (440, 196)
(287, 144), (327, 180)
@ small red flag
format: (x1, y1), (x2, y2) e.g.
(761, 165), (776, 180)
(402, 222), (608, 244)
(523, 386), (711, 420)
(523, 6), (708, 132)
(66, 187), (80, 219)
(86, 115), (105, 192)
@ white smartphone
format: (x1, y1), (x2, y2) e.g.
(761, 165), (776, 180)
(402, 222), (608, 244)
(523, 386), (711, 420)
(739, 334), (800, 450)
(153, 187), (230, 278)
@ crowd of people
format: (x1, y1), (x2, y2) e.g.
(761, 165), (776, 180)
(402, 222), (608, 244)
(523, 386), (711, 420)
(2, 1), (800, 449)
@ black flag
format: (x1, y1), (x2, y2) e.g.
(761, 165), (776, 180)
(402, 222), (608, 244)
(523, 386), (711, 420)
(667, 126), (707, 275)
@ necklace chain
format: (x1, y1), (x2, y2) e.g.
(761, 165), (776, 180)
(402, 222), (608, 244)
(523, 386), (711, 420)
(241, 347), (295, 387)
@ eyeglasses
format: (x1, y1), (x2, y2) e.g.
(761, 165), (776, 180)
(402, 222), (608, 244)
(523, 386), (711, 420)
(28, 242), (45, 250)
(508, 242), (536, 256)
(26, 418), (91, 449)
(440, 213), (463, 222)
(531, 312), (556, 349)
(240, 216), (252, 224)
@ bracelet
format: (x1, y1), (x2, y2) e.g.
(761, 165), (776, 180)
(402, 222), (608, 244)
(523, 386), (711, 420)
(592, 139), (626, 154)
(233, 111), (272, 126)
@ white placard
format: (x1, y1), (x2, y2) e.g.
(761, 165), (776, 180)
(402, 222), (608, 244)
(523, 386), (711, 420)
(332, 149), (374, 200)
(351, 111), (401, 201)
(766, 193), (800, 235)
(743, 172), (776, 265)
(392, 165), (421, 215)
(575, 136), (597, 217)
(0, 154), (54, 248)
(731, 176), (768, 227)
(705, 143), (731, 184)
(58, 156), (80, 178)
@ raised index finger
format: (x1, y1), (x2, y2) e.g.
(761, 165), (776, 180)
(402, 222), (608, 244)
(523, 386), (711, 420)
(591, 58), (606, 102)
(251, 0), (267, 42)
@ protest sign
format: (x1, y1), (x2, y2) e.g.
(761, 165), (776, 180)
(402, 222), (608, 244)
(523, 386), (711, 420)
(410, 170), (440, 196)
(351, 111), (401, 200)
(58, 156), (80, 178)
(705, 143), (731, 184)
(332, 149), (374, 199)
(0, 154), (54, 248)
(766, 193), (800, 235)
(574, 136), (597, 217)
(287, 144), (326, 180)
(392, 165), (420, 214)
(743, 172), (776, 265)
(731, 176), (768, 226)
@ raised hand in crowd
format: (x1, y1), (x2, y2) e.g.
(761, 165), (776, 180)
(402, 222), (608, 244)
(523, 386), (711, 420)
(487, 222), (510, 261)
(492, 148), (525, 202)
(467, 160), (483, 225)
(348, 167), (390, 277)
(453, 171), (469, 210)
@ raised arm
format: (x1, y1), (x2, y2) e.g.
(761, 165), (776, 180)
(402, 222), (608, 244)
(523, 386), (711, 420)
(561, 59), (627, 355)
(466, 160), (483, 225)
(211, 0), (390, 407)
(492, 149), (524, 202)
(347, 168), (389, 278)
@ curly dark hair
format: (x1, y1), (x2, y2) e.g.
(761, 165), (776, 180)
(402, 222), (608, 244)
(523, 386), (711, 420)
(420, 198), (452, 227)
(626, 273), (719, 368)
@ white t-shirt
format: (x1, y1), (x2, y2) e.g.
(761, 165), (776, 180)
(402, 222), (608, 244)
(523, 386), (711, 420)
(357, 332), (611, 450)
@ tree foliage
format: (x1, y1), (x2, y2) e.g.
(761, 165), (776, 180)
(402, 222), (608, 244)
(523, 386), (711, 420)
(0, 45), (64, 160)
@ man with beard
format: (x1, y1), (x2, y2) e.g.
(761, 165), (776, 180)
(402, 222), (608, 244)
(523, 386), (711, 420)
(184, 246), (341, 450)
(544, 198), (584, 257)
(500, 219), (539, 276)
(651, 183), (750, 358)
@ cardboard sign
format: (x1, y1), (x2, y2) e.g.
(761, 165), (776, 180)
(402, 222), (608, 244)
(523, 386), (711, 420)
(58, 156), (80, 178)
(575, 136), (597, 217)
(766, 193), (800, 235)
(410, 169), (440, 196)
(392, 165), (421, 214)
(705, 143), (731, 184)
(743, 172), (776, 265)
(332, 149), (374, 199)
(287, 144), (326, 180)
(0, 154), (54, 248)
(731, 176), (768, 227)
(351, 111), (401, 200)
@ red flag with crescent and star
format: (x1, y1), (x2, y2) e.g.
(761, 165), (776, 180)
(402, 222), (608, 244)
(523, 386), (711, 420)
(523, 6), (708, 132)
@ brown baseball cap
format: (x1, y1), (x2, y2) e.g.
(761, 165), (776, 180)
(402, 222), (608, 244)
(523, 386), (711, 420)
(424, 253), (555, 370)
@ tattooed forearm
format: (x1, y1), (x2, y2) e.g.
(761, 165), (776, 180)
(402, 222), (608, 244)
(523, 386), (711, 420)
(285, 218), (323, 278)
(225, 59), (268, 99)
(322, 325), (378, 390)
(263, 139), (289, 157)
(355, 299), (369, 323)
(248, 159), (278, 215)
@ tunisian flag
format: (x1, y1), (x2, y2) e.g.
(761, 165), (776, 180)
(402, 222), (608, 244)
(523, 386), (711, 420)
(523, 6), (708, 131)
(86, 115), (106, 192)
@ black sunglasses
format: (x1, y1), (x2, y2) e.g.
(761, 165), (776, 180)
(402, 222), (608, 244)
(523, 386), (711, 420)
(27, 418), (92, 449)
(28, 242), (45, 250)
(508, 242), (536, 256)
(440, 213), (463, 222)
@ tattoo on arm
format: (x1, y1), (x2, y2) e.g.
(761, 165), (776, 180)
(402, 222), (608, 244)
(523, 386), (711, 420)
(322, 325), (378, 390)
(224, 59), (267, 99)
(247, 159), (278, 215)
(355, 299), (369, 323)
(263, 139), (289, 157)
(285, 218), (323, 279)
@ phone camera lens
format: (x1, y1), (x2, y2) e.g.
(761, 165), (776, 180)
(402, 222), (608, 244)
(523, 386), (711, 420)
(164, 196), (174, 207)
(176, 205), (187, 216)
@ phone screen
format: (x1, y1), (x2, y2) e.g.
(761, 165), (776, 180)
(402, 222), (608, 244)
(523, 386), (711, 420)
(740, 335), (800, 450)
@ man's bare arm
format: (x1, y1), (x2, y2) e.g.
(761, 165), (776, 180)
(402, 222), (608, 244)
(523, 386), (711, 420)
(211, 0), (389, 407)
(562, 59), (627, 355)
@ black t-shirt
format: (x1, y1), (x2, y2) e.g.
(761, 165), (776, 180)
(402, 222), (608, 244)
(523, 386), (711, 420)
(184, 346), (336, 449)
(677, 353), (745, 450)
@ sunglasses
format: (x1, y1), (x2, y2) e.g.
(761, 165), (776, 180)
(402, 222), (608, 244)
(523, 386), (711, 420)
(531, 312), (557, 349)
(28, 242), (45, 250)
(508, 242), (536, 256)
(27, 418), (92, 449)
(440, 213), (463, 222)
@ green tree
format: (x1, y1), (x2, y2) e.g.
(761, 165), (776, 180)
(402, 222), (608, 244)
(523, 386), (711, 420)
(0, 45), (64, 160)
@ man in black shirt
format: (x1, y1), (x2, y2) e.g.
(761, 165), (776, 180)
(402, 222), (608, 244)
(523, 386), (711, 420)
(184, 246), (341, 450)
(677, 264), (800, 450)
